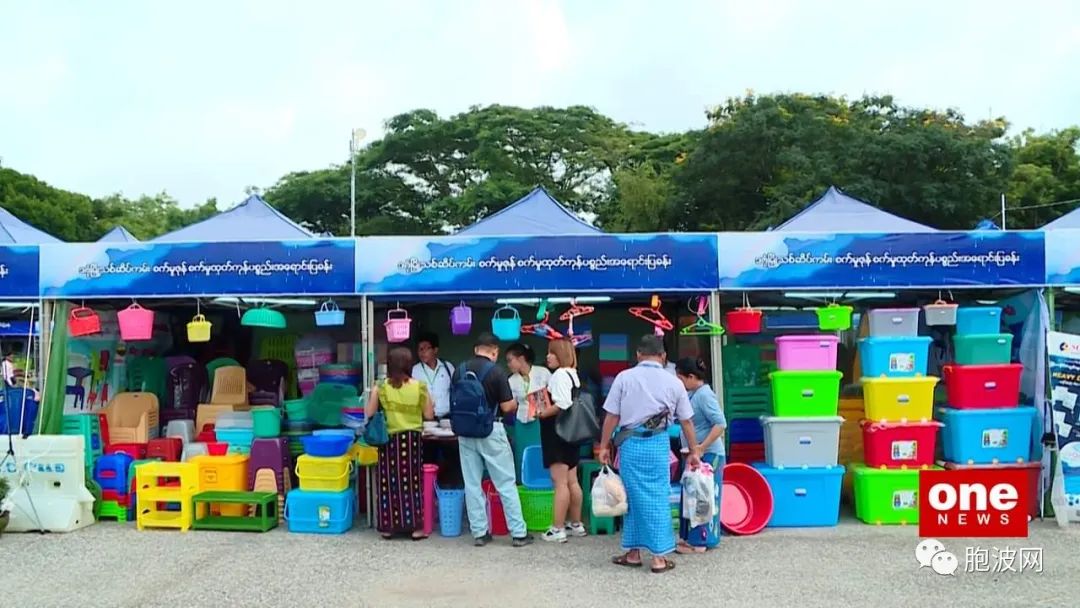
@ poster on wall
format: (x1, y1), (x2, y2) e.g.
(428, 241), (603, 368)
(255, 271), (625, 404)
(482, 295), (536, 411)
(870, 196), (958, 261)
(0, 245), (40, 298)
(39, 239), (356, 297)
(1045, 331), (1080, 522)
(716, 231), (1045, 289)
(354, 234), (720, 294)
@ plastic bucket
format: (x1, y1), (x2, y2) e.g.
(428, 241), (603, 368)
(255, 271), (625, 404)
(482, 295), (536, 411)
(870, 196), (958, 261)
(816, 304), (852, 331)
(251, 407), (281, 438)
(118, 304), (155, 341)
(491, 306), (521, 341)
(422, 464), (439, 536)
(186, 314), (212, 343)
(436, 486), (466, 537)
(284, 399), (309, 422)
(68, 306), (102, 337)
(384, 308), (412, 343)
(483, 479), (509, 536)
(450, 302), (473, 335)
(725, 309), (763, 334)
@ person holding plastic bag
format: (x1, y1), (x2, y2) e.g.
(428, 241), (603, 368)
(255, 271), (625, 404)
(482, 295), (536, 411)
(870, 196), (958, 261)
(674, 357), (726, 553)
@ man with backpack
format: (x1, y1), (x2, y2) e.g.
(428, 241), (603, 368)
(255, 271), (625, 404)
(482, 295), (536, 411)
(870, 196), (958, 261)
(450, 332), (534, 547)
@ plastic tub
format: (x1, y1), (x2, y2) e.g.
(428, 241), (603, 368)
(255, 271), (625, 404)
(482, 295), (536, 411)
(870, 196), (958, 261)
(726, 309), (763, 335)
(251, 407), (281, 438)
(956, 307), (1002, 335)
(216, 412), (254, 429)
(868, 308), (920, 337)
(852, 463), (940, 525)
(942, 364), (1022, 409)
(296, 454), (353, 491)
(815, 304), (852, 331)
(953, 334), (1013, 366)
(775, 335), (839, 371)
(924, 301), (958, 326)
(300, 434), (353, 457)
(937, 406), (1035, 464)
(721, 463), (773, 535)
(862, 376), (939, 422)
(861, 420), (942, 468)
(942, 461), (1041, 519)
(859, 336), (932, 378)
(753, 464), (844, 527)
(761, 416), (843, 467)
(215, 428), (254, 447)
(769, 371), (843, 417)
(284, 488), (354, 534)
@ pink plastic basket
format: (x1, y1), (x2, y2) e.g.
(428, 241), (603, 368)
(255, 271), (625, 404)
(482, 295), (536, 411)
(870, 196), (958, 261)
(117, 303), (154, 341)
(384, 308), (412, 343)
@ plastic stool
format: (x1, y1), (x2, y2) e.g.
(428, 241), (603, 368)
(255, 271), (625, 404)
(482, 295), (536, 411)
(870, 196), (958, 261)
(520, 445), (552, 490)
(578, 459), (616, 535)
(165, 420), (195, 446)
(422, 464), (438, 536)
(181, 442), (209, 461)
(436, 485), (465, 537)
(94, 453), (135, 493)
(147, 437), (183, 462)
(483, 479), (509, 536)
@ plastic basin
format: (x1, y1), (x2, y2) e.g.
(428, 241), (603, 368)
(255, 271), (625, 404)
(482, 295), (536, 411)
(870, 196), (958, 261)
(720, 463), (773, 535)
(300, 434), (353, 457)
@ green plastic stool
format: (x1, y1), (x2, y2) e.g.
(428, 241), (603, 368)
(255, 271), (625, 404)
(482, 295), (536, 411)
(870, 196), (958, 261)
(578, 459), (617, 535)
(98, 499), (128, 522)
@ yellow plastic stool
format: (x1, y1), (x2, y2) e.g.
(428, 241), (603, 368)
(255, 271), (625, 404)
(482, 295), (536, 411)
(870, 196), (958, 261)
(136, 461), (198, 532)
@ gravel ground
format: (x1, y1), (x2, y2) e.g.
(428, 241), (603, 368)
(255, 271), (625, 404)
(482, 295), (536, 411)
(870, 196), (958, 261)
(4, 517), (1078, 608)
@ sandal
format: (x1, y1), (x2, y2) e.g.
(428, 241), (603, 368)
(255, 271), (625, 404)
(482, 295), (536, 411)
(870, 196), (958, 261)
(651, 558), (676, 574)
(612, 554), (643, 568)
(380, 533), (394, 540)
(676, 542), (706, 555)
(411, 533), (429, 541)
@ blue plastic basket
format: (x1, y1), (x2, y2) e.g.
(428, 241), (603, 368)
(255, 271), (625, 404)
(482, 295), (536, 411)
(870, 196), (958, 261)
(520, 445), (552, 490)
(436, 486), (466, 537)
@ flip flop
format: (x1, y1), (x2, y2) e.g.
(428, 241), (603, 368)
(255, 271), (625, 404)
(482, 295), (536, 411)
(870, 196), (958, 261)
(411, 534), (429, 541)
(651, 558), (676, 574)
(612, 554), (643, 568)
(675, 543), (706, 555)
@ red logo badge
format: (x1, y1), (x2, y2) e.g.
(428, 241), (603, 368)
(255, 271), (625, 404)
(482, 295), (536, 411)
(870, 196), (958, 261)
(918, 469), (1029, 538)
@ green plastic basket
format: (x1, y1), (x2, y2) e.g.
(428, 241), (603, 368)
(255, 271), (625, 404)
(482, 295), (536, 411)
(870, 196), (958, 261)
(816, 304), (853, 331)
(517, 486), (554, 532)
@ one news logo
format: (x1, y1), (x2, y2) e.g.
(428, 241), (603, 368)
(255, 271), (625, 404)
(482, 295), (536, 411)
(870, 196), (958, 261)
(919, 469), (1029, 538)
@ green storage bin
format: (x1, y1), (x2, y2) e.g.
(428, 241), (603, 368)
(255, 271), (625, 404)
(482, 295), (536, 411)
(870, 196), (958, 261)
(816, 304), (853, 331)
(853, 463), (942, 525)
(953, 333), (1013, 365)
(769, 370), (842, 417)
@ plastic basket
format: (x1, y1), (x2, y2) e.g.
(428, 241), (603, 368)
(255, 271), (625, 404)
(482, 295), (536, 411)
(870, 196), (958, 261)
(68, 306), (102, 337)
(186, 315), (212, 343)
(436, 486), (466, 537)
(816, 304), (853, 331)
(923, 300), (958, 326)
(725, 308), (763, 335)
(450, 301), (473, 335)
(517, 486), (555, 532)
(118, 303), (155, 341)
(315, 301), (345, 327)
(491, 306), (522, 341)
(384, 308), (412, 343)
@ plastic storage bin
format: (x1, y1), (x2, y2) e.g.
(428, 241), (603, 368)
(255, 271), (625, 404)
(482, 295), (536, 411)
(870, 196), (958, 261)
(761, 416), (843, 467)
(284, 488), (354, 534)
(942, 461), (1041, 519)
(860, 420), (942, 469)
(956, 307), (1001, 335)
(852, 463), (940, 525)
(300, 434), (352, 457)
(868, 308), (920, 337)
(769, 371), (842, 417)
(215, 428), (254, 448)
(775, 335), (839, 371)
(861, 376), (939, 422)
(752, 464), (844, 527)
(924, 301), (958, 326)
(953, 334), (1013, 365)
(815, 305), (853, 331)
(942, 364), (1022, 409)
(728, 418), (765, 444)
(937, 407), (1035, 464)
(859, 336), (932, 378)
(296, 454), (353, 491)
(436, 485), (466, 537)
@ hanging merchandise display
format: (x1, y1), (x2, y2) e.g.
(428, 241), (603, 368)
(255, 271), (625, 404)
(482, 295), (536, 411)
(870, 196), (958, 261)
(725, 293), (763, 335)
(560, 299), (595, 346)
(384, 306), (412, 343)
(491, 305), (522, 341)
(186, 300), (211, 343)
(924, 298), (959, 326)
(816, 303), (853, 331)
(521, 313), (564, 341)
(315, 300), (346, 327)
(450, 301), (473, 335)
(680, 296), (725, 336)
(117, 302), (155, 341)
(242, 306), (287, 329)
(68, 306), (102, 337)
(629, 294), (673, 336)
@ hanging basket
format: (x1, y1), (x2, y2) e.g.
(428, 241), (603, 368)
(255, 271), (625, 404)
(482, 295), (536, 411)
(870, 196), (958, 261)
(816, 304), (853, 331)
(450, 301), (472, 335)
(187, 314), (212, 343)
(68, 306), (102, 337)
(385, 308), (412, 343)
(491, 305), (521, 341)
(725, 308), (763, 335)
(924, 300), (958, 326)
(315, 301), (346, 327)
(117, 303), (154, 341)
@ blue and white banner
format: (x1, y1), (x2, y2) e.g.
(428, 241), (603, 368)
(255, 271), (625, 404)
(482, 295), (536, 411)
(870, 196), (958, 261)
(716, 231), (1045, 289)
(355, 234), (719, 295)
(39, 240), (356, 297)
(0, 245), (40, 298)
(1044, 229), (1080, 285)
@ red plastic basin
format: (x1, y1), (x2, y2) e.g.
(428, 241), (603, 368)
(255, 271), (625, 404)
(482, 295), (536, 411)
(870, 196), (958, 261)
(721, 463), (773, 535)
(205, 442), (229, 456)
(861, 420), (942, 469)
(943, 364), (1022, 408)
(726, 309), (763, 335)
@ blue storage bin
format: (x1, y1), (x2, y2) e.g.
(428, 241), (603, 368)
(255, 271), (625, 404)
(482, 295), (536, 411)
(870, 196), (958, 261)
(436, 485), (466, 537)
(859, 336), (932, 378)
(520, 445), (552, 489)
(938, 407), (1035, 465)
(729, 418), (764, 443)
(956, 306), (1002, 335)
(215, 427), (254, 447)
(285, 488), (355, 534)
(753, 464), (845, 527)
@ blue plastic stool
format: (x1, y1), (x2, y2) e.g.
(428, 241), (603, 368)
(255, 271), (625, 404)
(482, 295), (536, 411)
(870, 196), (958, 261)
(520, 445), (552, 490)
(94, 453), (134, 493)
(436, 486), (465, 537)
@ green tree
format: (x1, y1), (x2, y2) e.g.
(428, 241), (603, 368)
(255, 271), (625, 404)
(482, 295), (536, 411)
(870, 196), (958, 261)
(1005, 127), (1080, 228)
(0, 167), (97, 241)
(93, 193), (219, 240)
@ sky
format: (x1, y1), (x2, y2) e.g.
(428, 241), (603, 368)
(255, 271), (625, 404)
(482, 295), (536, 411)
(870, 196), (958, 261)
(2, 0), (1079, 207)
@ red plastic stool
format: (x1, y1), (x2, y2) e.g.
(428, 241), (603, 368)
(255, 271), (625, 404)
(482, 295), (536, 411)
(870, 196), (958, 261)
(106, 442), (147, 460)
(483, 479), (509, 536)
(146, 437), (182, 462)
(422, 464), (439, 536)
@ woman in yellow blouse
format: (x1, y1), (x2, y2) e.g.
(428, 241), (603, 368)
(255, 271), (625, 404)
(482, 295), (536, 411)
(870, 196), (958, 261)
(365, 346), (435, 540)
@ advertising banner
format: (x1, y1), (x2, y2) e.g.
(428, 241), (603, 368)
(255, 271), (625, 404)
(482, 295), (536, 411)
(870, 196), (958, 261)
(354, 234), (719, 295)
(38, 240), (356, 297)
(1044, 228), (1080, 285)
(1046, 331), (1080, 522)
(716, 231), (1045, 289)
(0, 245), (40, 298)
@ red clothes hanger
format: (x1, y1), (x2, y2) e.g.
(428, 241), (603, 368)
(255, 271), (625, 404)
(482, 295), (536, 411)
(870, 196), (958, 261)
(628, 295), (674, 332)
(521, 313), (565, 340)
(559, 298), (595, 322)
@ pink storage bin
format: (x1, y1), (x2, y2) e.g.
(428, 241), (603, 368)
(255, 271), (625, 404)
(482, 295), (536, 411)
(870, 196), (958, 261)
(775, 335), (839, 371)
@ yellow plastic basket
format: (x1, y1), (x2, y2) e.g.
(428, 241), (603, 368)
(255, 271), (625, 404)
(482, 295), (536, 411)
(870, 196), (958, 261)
(187, 314), (212, 343)
(351, 444), (378, 466)
(296, 454), (353, 491)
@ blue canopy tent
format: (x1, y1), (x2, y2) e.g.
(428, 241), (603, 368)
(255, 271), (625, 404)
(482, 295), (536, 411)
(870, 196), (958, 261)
(456, 186), (601, 236)
(0, 207), (63, 244)
(97, 226), (140, 242)
(152, 194), (314, 242)
(1041, 207), (1080, 230)
(974, 219), (1001, 230)
(774, 186), (936, 232)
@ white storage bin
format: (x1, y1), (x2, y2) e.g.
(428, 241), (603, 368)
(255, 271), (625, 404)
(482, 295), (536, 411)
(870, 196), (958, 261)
(868, 308), (920, 337)
(761, 416), (843, 467)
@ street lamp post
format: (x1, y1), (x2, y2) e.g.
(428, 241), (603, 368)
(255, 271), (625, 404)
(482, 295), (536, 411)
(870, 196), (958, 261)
(349, 128), (367, 237)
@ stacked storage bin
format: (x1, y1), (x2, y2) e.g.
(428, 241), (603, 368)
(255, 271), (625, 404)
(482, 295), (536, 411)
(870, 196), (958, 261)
(854, 308), (942, 525)
(937, 307), (1036, 518)
(723, 344), (771, 465)
(286, 451), (355, 534)
(754, 335), (845, 527)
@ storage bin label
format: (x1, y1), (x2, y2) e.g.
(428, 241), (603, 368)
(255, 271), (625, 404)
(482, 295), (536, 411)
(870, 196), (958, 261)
(891, 440), (917, 461)
(319, 505), (331, 527)
(889, 353), (915, 373)
(982, 429), (1008, 448)
(893, 490), (917, 510)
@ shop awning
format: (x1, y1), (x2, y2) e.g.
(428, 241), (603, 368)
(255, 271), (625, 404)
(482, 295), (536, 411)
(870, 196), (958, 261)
(152, 195), (314, 242)
(774, 186), (936, 232)
(0, 206), (63, 244)
(456, 186), (601, 236)
(97, 226), (140, 242)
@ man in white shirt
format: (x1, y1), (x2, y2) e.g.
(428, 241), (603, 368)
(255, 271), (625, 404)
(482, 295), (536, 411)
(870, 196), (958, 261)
(1, 351), (16, 387)
(412, 333), (455, 418)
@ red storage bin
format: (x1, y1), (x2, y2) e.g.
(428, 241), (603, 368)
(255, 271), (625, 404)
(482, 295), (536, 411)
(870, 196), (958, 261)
(861, 420), (942, 469)
(942, 461), (1040, 520)
(728, 442), (765, 465)
(943, 364), (1023, 409)
(106, 442), (147, 460)
(726, 309), (763, 334)
(482, 479), (509, 536)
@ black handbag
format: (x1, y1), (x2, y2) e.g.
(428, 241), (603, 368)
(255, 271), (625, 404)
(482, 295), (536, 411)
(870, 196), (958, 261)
(555, 376), (600, 443)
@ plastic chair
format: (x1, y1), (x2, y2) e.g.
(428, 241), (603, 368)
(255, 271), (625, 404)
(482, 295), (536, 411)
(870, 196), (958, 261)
(206, 357), (240, 390)
(126, 356), (168, 404)
(520, 445), (553, 490)
(103, 392), (160, 444)
(211, 366), (248, 406)
(168, 362), (208, 411)
(247, 359), (289, 406)
(67, 367), (92, 410)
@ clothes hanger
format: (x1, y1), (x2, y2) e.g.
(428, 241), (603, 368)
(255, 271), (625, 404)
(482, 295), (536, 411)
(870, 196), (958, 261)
(679, 295), (725, 336)
(521, 313), (564, 340)
(559, 298), (595, 322)
(628, 294), (674, 331)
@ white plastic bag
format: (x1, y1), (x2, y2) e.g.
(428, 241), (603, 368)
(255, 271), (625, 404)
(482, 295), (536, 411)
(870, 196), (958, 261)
(592, 465), (628, 517)
(681, 462), (715, 528)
